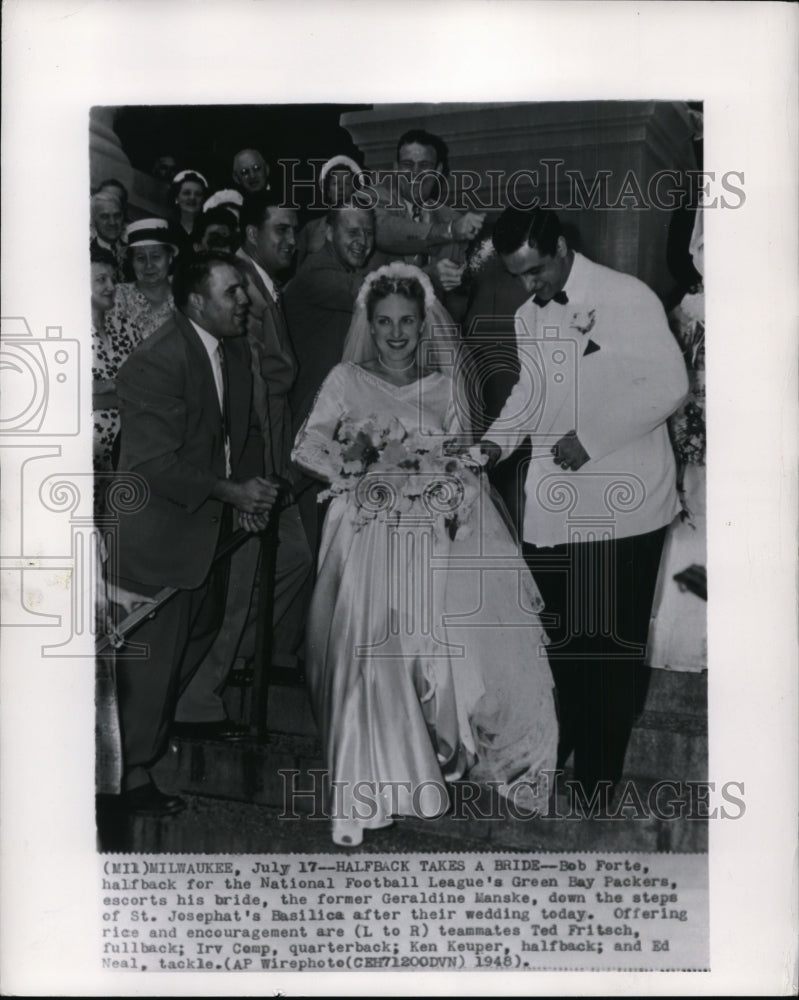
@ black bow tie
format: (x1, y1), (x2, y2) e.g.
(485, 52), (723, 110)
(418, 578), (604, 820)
(534, 291), (568, 307)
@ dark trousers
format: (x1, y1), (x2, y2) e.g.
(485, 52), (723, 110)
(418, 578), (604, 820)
(523, 526), (666, 795)
(114, 528), (231, 793)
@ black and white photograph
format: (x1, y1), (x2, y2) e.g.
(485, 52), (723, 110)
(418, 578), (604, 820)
(1, 2), (796, 995)
(91, 100), (710, 855)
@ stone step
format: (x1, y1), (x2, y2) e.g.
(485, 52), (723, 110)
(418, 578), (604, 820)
(171, 671), (707, 804)
(224, 682), (317, 737)
(97, 778), (707, 855)
(226, 667), (707, 738)
(224, 671), (708, 784)
(124, 665), (708, 856)
(130, 729), (708, 855)
(151, 731), (323, 812)
(160, 707), (706, 802)
(625, 709), (707, 783)
(642, 668), (707, 717)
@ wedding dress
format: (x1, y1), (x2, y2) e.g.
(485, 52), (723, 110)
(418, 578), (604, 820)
(292, 361), (557, 844)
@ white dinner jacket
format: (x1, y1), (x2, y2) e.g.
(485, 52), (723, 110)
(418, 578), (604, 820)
(485, 252), (688, 546)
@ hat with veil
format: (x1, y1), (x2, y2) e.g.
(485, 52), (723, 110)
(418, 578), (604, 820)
(342, 262), (461, 374)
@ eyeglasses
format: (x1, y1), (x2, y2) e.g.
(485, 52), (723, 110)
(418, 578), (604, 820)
(236, 165), (263, 178)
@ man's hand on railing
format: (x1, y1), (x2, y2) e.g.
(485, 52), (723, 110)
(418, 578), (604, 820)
(105, 580), (157, 616)
(238, 510), (270, 533)
(212, 475), (281, 515)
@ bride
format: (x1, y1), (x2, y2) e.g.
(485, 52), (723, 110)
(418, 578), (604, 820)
(292, 262), (557, 846)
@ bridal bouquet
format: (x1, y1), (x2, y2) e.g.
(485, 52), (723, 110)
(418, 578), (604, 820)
(318, 413), (480, 540)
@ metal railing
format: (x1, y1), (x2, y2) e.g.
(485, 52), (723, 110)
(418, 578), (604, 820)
(96, 515), (281, 742)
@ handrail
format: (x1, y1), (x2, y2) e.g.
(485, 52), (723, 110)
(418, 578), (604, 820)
(95, 527), (256, 655)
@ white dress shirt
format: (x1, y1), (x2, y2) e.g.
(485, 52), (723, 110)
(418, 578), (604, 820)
(189, 319), (231, 475)
(249, 257), (279, 305)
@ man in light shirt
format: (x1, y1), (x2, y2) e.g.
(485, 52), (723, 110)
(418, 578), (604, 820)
(479, 206), (688, 809)
(372, 128), (485, 308)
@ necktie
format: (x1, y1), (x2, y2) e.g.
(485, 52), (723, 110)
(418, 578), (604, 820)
(534, 290), (569, 307)
(216, 343), (232, 476)
(409, 203), (429, 266)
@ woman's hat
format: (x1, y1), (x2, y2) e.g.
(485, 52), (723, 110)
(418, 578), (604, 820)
(203, 188), (244, 217)
(172, 169), (209, 189)
(125, 218), (178, 254)
(319, 155), (363, 192)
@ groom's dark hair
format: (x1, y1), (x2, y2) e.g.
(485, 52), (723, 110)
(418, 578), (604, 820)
(492, 207), (563, 258)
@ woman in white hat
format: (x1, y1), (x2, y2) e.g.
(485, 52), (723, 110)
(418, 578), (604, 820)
(105, 217), (177, 346)
(169, 168), (209, 254)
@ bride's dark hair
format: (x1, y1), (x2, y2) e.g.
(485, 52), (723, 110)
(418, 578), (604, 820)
(365, 275), (426, 322)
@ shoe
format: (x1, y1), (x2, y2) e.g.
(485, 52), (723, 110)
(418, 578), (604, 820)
(332, 821), (364, 847)
(124, 783), (186, 817)
(271, 662), (307, 687)
(172, 720), (250, 741)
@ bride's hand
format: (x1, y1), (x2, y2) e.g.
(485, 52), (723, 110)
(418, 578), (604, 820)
(471, 441), (501, 470)
(450, 445), (489, 472)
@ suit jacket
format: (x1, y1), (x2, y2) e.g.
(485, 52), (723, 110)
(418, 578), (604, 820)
(372, 179), (463, 262)
(115, 310), (263, 590)
(283, 242), (373, 434)
(486, 252), (689, 546)
(235, 247), (297, 474)
(371, 179), (469, 314)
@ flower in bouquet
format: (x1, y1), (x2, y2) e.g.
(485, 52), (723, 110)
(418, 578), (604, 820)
(317, 413), (405, 505)
(319, 416), (481, 539)
(465, 237), (497, 278)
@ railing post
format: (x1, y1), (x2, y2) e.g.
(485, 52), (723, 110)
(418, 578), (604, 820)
(251, 513), (280, 742)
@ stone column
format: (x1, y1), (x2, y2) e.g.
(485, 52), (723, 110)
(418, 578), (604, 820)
(89, 107), (169, 220)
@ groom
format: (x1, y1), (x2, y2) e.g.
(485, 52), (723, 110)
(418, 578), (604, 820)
(478, 206), (688, 806)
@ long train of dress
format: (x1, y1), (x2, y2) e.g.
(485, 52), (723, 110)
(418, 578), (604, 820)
(293, 363), (557, 842)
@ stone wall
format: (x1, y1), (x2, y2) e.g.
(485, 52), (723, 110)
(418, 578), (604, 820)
(341, 101), (698, 300)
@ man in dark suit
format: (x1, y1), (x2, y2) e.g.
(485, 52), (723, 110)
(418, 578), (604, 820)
(283, 199), (379, 556)
(113, 252), (278, 815)
(171, 190), (311, 728)
(285, 200), (378, 433)
(180, 189), (311, 692)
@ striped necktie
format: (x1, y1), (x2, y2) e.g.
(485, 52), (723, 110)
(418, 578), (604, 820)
(216, 343), (232, 476)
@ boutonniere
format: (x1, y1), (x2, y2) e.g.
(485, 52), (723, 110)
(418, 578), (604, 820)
(569, 309), (596, 336)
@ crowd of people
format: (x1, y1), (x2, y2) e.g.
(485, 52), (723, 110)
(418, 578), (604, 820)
(93, 125), (704, 846)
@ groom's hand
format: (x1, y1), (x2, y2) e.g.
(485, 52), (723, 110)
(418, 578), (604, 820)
(477, 440), (502, 470)
(552, 430), (590, 470)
